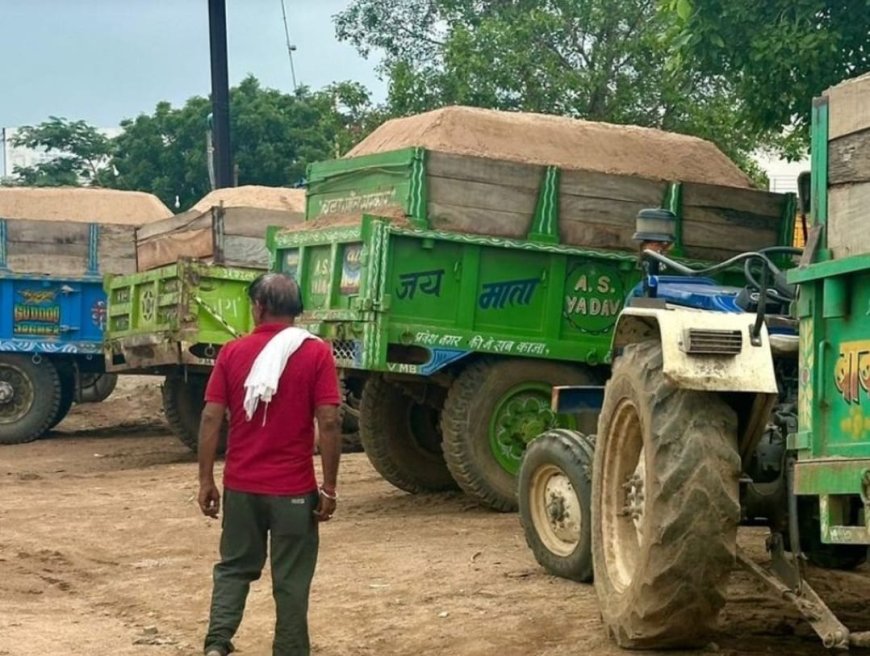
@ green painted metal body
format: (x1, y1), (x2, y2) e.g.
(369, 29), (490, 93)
(273, 225), (751, 376)
(787, 97), (870, 546)
(273, 215), (643, 375)
(103, 259), (258, 373)
(306, 148), (430, 229)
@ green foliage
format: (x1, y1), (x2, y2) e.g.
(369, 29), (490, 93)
(666, 0), (870, 140)
(109, 76), (378, 210)
(8, 117), (112, 186)
(335, 0), (787, 180)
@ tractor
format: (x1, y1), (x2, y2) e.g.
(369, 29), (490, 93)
(519, 160), (870, 649)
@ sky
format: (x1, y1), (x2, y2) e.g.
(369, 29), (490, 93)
(0, 0), (384, 128)
(0, 1), (804, 181)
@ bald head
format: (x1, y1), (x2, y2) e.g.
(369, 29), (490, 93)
(247, 273), (303, 323)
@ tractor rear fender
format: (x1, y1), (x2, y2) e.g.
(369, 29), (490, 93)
(612, 307), (778, 394)
(612, 307), (778, 461)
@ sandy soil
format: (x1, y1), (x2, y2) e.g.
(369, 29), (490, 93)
(347, 106), (753, 188)
(0, 187), (171, 224)
(1, 386), (868, 656)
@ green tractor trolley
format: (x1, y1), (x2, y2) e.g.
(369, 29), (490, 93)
(271, 141), (794, 511)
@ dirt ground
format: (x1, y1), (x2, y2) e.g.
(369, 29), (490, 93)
(1, 377), (869, 656)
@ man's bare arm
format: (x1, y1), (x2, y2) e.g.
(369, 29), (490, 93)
(198, 401), (226, 518)
(315, 404), (342, 491)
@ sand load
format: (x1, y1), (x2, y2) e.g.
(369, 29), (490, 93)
(0, 187), (172, 276)
(305, 106), (793, 262)
(136, 185), (306, 271)
(347, 106), (754, 189)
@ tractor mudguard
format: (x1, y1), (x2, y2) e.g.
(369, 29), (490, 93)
(611, 307), (779, 395)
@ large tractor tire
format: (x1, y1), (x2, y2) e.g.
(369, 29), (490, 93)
(162, 373), (226, 454)
(0, 354), (62, 445)
(799, 497), (868, 571)
(47, 367), (76, 431)
(442, 359), (597, 512)
(518, 429), (595, 582)
(592, 341), (740, 649)
(359, 375), (455, 493)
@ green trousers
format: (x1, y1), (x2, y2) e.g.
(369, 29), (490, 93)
(204, 489), (319, 656)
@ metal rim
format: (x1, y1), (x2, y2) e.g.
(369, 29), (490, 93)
(600, 398), (646, 593)
(529, 463), (582, 557)
(0, 362), (36, 425)
(490, 382), (569, 475)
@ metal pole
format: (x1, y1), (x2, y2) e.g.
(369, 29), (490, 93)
(208, 0), (232, 189)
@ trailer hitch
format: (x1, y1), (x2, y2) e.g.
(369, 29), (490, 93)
(738, 550), (870, 649)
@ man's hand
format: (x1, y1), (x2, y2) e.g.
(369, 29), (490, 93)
(198, 401), (226, 519)
(314, 404), (341, 523)
(199, 479), (221, 518)
(314, 493), (336, 522)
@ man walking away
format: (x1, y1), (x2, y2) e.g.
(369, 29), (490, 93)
(198, 273), (342, 656)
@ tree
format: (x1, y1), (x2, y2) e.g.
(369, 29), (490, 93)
(7, 117), (113, 186)
(665, 0), (870, 148)
(335, 0), (789, 182)
(108, 76), (379, 210)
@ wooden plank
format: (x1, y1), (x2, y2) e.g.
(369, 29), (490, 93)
(137, 228), (213, 272)
(136, 208), (211, 241)
(560, 195), (647, 229)
(682, 221), (778, 252)
(100, 256), (137, 275)
(682, 206), (782, 232)
(559, 220), (636, 251)
(682, 182), (785, 218)
(221, 235), (270, 268)
(6, 254), (90, 276)
(428, 202), (531, 239)
(98, 224), (137, 275)
(428, 176), (538, 216)
(560, 170), (666, 205)
(829, 129), (870, 185)
(221, 207), (303, 238)
(828, 182), (870, 258)
(6, 240), (88, 258)
(427, 151), (544, 191)
(825, 74), (870, 140)
(682, 245), (752, 262)
(5, 219), (90, 244)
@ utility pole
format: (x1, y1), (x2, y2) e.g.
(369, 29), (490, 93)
(208, 0), (232, 189)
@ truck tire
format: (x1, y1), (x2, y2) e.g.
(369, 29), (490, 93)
(47, 368), (76, 431)
(162, 373), (226, 454)
(77, 373), (118, 403)
(0, 354), (62, 445)
(442, 359), (597, 512)
(592, 341), (740, 649)
(518, 429), (595, 582)
(359, 375), (455, 493)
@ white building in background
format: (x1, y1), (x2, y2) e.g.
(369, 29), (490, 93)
(756, 153), (810, 194)
(0, 126), (122, 179)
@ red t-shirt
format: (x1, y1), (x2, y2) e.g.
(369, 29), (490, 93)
(204, 323), (341, 496)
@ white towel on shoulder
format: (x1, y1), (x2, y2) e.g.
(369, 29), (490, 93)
(243, 326), (318, 423)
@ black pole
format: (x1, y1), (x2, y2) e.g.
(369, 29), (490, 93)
(208, 0), (232, 189)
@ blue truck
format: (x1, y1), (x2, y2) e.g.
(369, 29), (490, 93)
(0, 187), (172, 444)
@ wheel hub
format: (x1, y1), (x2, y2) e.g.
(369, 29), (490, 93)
(621, 450), (646, 540)
(545, 473), (581, 543)
(0, 381), (14, 404)
(490, 384), (571, 475)
(530, 464), (581, 556)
